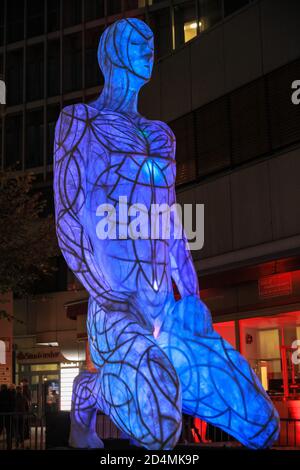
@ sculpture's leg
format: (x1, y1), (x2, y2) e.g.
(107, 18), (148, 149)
(69, 371), (105, 448)
(69, 297), (182, 450)
(157, 296), (280, 449)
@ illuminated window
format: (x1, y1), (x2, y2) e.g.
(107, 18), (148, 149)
(0, 340), (5, 364)
(60, 363), (79, 411)
(258, 329), (280, 360)
(31, 364), (59, 372)
(174, 2), (198, 47)
(184, 20), (203, 43)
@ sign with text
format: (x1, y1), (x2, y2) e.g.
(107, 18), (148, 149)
(259, 273), (292, 299)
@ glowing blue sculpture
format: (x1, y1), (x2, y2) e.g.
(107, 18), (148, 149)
(54, 18), (280, 449)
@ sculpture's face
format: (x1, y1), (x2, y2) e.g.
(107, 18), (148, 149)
(98, 19), (154, 87)
(127, 26), (154, 81)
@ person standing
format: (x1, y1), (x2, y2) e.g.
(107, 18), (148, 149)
(21, 378), (31, 440)
(15, 386), (26, 447)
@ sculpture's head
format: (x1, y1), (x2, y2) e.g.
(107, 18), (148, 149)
(98, 18), (154, 89)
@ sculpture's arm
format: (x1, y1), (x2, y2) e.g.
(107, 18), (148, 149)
(169, 188), (199, 298)
(53, 104), (128, 310)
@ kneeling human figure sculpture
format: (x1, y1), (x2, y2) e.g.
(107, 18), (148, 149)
(54, 18), (280, 450)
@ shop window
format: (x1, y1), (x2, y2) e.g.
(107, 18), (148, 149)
(25, 109), (44, 169)
(107, 0), (123, 16)
(170, 113), (196, 186)
(85, 0), (105, 22)
(5, 114), (23, 170)
(27, 0), (45, 38)
(6, 49), (24, 106)
(239, 312), (300, 396)
(60, 363), (79, 411)
(63, 0), (82, 28)
(195, 96), (231, 177)
(31, 364), (59, 372)
(63, 33), (82, 93)
(230, 78), (271, 164)
(224, 0), (249, 17)
(47, 105), (61, 164)
(174, 1), (198, 47)
(27, 44), (44, 102)
(47, 0), (60, 33)
(48, 40), (61, 97)
(149, 8), (172, 59)
(85, 27), (104, 89)
(258, 329), (280, 361)
(198, 0), (223, 31)
(7, 0), (24, 43)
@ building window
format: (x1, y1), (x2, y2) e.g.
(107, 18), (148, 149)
(85, 0), (105, 21)
(6, 49), (24, 106)
(174, 1), (198, 47)
(63, 33), (82, 93)
(198, 0), (223, 32)
(195, 96), (231, 177)
(0, 2), (4, 47)
(170, 113), (197, 185)
(5, 114), (23, 170)
(26, 44), (44, 102)
(267, 59), (300, 151)
(0, 340), (5, 365)
(48, 40), (61, 97)
(63, 0), (82, 28)
(125, 0), (143, 9)
(230, 78), (270, 164)
(223, 0), (250, 17)
(47, 105), (61, 165)
(47, 0), (60, 33)
(149, 8), (172, 59)
(27, 0), (45, 38)
(85, 28), (104, 89)
(107, 0), (123, 16)
(26, 109), (44, 169)
(7, 0), (24, 43)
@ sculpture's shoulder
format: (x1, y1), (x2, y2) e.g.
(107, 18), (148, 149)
(139, 117), (176, 158)
(55, 103), (97, 152)
(148, 119), (176, 141)
(58, 103), (99, 129)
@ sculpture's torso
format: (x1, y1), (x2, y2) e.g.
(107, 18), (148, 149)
(82, 105), (177, 319)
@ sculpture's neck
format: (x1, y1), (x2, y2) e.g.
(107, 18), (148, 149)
(96, 84), (140, 115)
(92, 67), (148, 115)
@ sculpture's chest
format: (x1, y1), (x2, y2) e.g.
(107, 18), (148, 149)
(88, 115), (176, 189)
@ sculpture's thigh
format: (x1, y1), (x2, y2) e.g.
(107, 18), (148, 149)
(157, 297), (280, 449)
(87, 298), (183, 450)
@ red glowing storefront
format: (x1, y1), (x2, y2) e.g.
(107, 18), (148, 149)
(200, 259), (300, 445)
